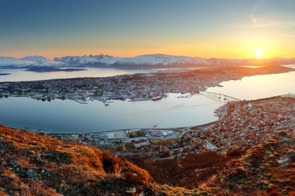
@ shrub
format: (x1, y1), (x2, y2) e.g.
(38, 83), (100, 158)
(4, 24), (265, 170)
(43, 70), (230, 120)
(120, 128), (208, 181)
(226, 148), (246, 157)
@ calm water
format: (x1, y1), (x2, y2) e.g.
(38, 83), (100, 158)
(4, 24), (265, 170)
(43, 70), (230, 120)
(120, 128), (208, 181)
(0, 94), (223, 133)
(0, 65), (294, 133)
(0, 68), (149, 82)
(207, 70), (295, 100)
(0, 67), (202, 82)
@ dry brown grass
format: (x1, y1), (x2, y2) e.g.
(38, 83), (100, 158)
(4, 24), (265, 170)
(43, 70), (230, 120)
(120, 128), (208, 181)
(127, 150), (234, 189)
(1, 125), (294, 195)
(204, 131), (295, 195)
(0, 125), (155, 195)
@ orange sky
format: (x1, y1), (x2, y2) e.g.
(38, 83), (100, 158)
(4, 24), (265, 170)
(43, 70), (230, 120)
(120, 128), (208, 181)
(1, 0), (295, 59)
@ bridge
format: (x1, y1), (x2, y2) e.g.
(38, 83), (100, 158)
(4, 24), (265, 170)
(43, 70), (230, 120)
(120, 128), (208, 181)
(200, 91), (240, 102)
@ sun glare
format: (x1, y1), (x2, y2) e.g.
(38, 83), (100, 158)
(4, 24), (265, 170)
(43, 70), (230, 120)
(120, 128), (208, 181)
(255, 49), (263, 58)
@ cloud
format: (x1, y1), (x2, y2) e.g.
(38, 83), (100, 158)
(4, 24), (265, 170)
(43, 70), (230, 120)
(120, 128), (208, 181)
(250, 13), (257, 24)
(231, 19), (295, 29)
(234, 0), (295, 30)
(250, 0), (266, 24)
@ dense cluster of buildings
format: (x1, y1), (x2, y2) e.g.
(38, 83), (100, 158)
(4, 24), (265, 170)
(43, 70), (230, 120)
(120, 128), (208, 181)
(49, 128), (178, 150)
(149, 96), (295, 158)
(0, 71), (208, 103)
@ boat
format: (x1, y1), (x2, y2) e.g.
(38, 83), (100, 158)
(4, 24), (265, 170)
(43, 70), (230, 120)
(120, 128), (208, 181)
(151, 96), (162, 101)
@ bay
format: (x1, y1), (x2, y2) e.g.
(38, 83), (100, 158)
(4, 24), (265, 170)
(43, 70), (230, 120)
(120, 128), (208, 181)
(0, 93), (223, 133)
(0, 67), (202, 82)
(207, 70), (295, 100)
(0, 68), (147, 82)
(0, 66), (294, 133)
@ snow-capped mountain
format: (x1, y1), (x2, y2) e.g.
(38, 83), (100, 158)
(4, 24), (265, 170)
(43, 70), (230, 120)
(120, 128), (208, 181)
(115, 54), (210, 65)
(1, 54), (295, 69)
(0, 54), (248, 68)
(0, 56), (64, 67)
(208, 58), (243, 65)
(21, 56), (50, 64)
(4, 53), (287, 69)
(54, 54), (118, 65)
(53, 54), (211, 66)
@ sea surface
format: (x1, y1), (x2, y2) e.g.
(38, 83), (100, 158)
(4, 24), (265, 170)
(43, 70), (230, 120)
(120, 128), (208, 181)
(0, 93), (224, 133)
(0, 65), (294, 133)
(0, 68), (148, 82)
(207, 69), (295, 100)
(0, 67), (202, 82)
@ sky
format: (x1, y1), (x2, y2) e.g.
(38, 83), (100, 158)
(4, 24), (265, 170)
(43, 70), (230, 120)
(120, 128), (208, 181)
(0, 0), (295, 59)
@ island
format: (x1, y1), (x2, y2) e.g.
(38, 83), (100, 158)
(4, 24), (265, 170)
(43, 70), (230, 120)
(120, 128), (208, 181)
(0, 73), (10, 76)
(0, 64), (293, 103)
(25, 67), (87, 72)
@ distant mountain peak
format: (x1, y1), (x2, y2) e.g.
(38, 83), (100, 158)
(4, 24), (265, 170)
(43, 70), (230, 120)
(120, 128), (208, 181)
(116, 54), (209, 65)
(1, 53), (295, 68)
(21, 56), (50, 64)
(0, 56), (64, 67)
(53, 54), (117, 65)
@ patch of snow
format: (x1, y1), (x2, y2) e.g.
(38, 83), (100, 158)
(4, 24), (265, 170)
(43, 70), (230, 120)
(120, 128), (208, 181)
(277, 157), (289, 165)
(205, 140), (218, 150)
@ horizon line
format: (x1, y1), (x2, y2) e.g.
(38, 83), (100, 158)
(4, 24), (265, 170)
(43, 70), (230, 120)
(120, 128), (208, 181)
(1, 53), (294, 61)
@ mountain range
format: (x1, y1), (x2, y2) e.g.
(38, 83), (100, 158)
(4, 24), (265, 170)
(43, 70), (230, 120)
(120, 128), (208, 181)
(1, 54), (295, 68)
(0, 56), (64, 67)
(0, 54), (214, 68)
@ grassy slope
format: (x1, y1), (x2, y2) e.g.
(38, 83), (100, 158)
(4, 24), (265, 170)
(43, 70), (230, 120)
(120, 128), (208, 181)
(0, 125), (294, 195)
(0, 125), (155, 195)
(206, 131), (295, 195)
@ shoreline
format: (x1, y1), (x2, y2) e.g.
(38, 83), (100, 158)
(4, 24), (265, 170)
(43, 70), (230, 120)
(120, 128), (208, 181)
(1, 117), (220, 136)
(0, 98), (227, 145)
(3, 93), (293, 137)
(0, 65), (293, 103)
(2, 94), (294, 157)
(0, 65), (294, 141)
(0, 91), (228, 136)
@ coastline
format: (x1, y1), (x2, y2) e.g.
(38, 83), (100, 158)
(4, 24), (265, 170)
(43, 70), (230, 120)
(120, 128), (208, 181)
(2, 94), (294, 159)
(1, 100), (226, 146)
(0, 65), (294, 141)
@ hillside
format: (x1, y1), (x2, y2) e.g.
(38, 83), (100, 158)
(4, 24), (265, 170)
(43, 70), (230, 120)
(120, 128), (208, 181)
(0, 125), (155, 195)
(125, 131), (294, 195)
(0, 124), (294, 195)
(207, 131), (295, 195)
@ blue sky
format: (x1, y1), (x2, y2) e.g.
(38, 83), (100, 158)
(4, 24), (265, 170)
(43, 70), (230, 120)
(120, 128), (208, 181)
(1, 0), (295, 58)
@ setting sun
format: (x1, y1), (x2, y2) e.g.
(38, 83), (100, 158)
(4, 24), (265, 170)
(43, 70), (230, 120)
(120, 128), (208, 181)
(255, 49), (263, 58)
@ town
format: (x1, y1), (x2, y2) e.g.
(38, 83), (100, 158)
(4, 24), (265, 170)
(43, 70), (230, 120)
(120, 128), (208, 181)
(1, 65), (294, 159)
(0, 65), (292, 104)
(47, 94), (295, 161)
